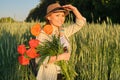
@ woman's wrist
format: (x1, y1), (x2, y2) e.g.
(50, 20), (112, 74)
(57, 54), (62, 61)
(49, 55), (62, 63)
(49, 52), (70, 63)
(72, 7), (77, 12)
(49, 56), (57, 63)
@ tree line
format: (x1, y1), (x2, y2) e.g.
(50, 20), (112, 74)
(0, 17), (15, 23)
(25, 0), (120, 24)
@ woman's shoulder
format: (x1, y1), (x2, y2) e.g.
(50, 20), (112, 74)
(36, 30), (51, 42)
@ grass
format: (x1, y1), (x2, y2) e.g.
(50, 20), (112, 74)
(0, 22), (120, 80)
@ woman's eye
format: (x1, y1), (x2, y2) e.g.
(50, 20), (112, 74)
(62, 15), (65, 17)
(56, 14), (60, 17)
(56, 14), (65, 17)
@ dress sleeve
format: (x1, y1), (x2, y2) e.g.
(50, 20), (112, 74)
(64, 17), (86, 38)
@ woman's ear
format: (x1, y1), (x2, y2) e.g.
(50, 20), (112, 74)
(47, 16), (51, 20)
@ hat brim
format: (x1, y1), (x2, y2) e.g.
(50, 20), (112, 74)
(45, 7), (69, 18)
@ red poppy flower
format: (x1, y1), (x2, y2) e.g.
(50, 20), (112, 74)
(29, 39), (39, 48)
(17, 44), (26, 55)
(18, 55), (29, 65)
(31, 23), (41, 36)
(26, 48), (39, 58)
(43, 24), (53, 35)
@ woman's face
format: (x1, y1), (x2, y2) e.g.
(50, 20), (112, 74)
(47, 11), (65, 27)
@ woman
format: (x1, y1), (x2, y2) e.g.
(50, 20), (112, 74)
(36, 2), (86, 80)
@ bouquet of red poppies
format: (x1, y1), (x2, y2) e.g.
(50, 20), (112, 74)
(17, 23), (77, 80)
(17, 23), (41, 65)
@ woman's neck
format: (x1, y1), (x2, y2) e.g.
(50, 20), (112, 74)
(51, 24), (59, 30)
(51, 24), (60, 36)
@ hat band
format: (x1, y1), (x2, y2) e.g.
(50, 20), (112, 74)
(47, 7), (66, 14)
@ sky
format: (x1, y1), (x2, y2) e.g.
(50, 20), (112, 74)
(0, 0), (39, 21)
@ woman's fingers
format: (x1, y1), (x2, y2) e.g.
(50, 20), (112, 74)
(62, 4), (76, 11)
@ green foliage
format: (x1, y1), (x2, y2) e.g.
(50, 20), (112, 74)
(37, 36), (64, 56)
(56, 60), (78, 80)
(26, 0), (120, 23)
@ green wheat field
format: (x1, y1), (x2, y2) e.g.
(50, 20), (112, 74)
(0, 22), (120, 80)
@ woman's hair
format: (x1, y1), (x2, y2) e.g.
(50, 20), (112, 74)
(45, 18), (50, 24)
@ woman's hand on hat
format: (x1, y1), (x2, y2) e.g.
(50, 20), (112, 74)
(62, 4), (77, 12)
(62, 4), (84, 20)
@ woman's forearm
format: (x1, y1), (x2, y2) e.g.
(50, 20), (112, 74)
(48, 53), (70, 63)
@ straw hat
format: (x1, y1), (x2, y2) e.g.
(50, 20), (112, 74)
(45, 3), (69, 17)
